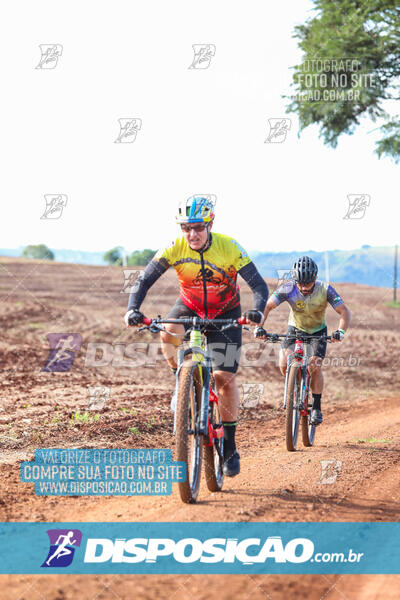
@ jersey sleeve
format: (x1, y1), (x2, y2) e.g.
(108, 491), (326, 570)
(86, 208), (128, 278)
(271, 282), (291, 306)
(153, 240), (176, 269)
(326, 284), (344, 308)
(238, 262), (269, 312)
(230, 238), (252, 271)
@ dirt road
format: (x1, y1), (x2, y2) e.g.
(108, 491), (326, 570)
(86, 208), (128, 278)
(0, 258), (399, 599)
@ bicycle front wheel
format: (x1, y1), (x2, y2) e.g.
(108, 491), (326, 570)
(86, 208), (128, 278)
(175, 363), (203, 503)
(301, 379), (316, 447)
(286, 365), (301, 452)
(204, 375), (224, 492)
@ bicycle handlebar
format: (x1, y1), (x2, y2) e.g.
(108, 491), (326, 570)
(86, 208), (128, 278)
(142, 316), (247, 326)
(260, 332), (332, 342)
(138, 315), (249, 334)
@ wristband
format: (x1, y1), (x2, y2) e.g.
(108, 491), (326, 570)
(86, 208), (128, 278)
(339, 329), (346, 335)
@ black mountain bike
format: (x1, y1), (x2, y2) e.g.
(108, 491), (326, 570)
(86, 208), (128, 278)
(139, 316), (248, 503)
(263, 332), (331, 451)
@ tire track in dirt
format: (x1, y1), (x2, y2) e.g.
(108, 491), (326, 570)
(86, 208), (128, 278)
(47, 396), (398, 524)
(1, 259), (400, 599)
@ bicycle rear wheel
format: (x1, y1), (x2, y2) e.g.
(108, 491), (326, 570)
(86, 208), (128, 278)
(286, 365), (301, 451)
(204, 375), (224, 492)
(301, 377), (316, 446)
(175, 362), (203, 503)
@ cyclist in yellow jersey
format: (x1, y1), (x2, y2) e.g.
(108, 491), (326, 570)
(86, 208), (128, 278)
(255, 256), (350, 425)
(124, 196), (269, 477)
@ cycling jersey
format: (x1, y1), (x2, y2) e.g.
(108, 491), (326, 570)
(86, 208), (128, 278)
(154, 232), (253, 318)
(272, 280), (344, 334)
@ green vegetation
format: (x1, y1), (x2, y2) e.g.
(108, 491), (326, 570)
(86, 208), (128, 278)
(288, 0), (400, 162)
(146, 416), (157, 429)
(22, 244), (54, 260)
(103, 246), (156, 266)
(384, 301), (400, 309)
(128, 249), (156, 266)
(128, 426), (141, 435)
(103, 247), (124, 266)
(354, 436), (392, 444)
(121, 407), (138, 416)
(69, 410), (100, 425)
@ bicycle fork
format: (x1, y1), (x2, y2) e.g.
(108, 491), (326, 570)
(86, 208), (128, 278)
(176, 344), (211, 437)
(283, 356), (308, 412)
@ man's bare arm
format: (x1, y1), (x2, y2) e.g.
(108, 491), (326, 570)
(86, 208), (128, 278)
(334, 302), (351, 332)
(262, 296), (279, 326)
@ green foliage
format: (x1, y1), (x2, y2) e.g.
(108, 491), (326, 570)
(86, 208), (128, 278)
(103, 247), (156, 266)
(128, 426), (141, 435)
(22, 244), (54, 260)
(287, 0), (400, 161)
(127, 249), (156, 266)
(384, 300), (400, 308)
(121, 407), (138, 415)
(69, 410), (100, 425)
(103, 246), (123, 265)
(354, 436), (391, 443)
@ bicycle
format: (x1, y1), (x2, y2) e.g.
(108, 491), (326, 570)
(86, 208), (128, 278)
(138, 315), (249, 503)
(262, 331), (331, 452)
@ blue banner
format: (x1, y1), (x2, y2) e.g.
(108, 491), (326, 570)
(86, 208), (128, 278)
(1, 522), (400, 574)
(20, 449), (185, 496)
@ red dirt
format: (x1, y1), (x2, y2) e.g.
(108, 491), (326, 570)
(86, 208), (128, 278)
(0, 257), (399, 599)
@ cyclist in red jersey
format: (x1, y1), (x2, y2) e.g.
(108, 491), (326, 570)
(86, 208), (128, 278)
(124, 196), (269, 477)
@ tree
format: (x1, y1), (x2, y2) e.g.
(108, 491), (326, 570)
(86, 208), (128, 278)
(287, 0), (400, 162)
(127, 249), (156, 266)
(103, 247), (123, 265)
(103, 247), (156, 266)
(22, 244), (54, 260)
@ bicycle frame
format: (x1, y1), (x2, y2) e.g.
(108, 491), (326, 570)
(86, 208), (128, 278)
(139, 315), (247, 440)
(176, 324), (220, 439)
(283, 338), (311, 412)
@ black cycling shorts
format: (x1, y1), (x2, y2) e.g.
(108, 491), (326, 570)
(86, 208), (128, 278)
(166, 298), (242, 374)
(281, 325), (328, 359)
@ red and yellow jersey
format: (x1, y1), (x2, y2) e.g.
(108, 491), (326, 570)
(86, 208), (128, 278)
(154, 232), (252, 318)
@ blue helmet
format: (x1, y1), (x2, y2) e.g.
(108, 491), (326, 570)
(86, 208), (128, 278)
(176, 195), (216, 224)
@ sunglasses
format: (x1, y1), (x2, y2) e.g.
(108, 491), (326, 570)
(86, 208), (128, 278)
(181, 223), (207, 233)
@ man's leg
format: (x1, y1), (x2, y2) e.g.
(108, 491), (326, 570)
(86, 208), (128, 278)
(213, 370), (240, 422)
(160, 323), (185, 371)
(308, 355), (323, 424)
(213, 370), (240, 477)
(279, 348), (292, 376)
(160, 323), (186, 423)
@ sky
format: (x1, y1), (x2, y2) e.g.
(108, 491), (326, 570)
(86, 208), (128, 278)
(1, 0), (398, 255)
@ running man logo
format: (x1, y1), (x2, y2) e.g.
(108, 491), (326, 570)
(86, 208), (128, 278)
(318, 459), (342, 485)
(188, 44), (216, 69)
(265, 118), (291, 143)
(121, 269), (142, 293)
(276, 269), (296, 287)
(40, 195), (68, 220)
(114, 118), (142, 143)
(343, 194), (370, 220)
(87, 386), (110, 411)
(42, 333), (82, 372)
(41, 529), (82, 568)
(241, 383), (264, 408)
(36, 44), (63, 69)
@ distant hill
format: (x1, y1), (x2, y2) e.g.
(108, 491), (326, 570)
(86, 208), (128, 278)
(0, 247), (107, 266)
(0, 245), (397, 287)
(250, 246), (396, 287)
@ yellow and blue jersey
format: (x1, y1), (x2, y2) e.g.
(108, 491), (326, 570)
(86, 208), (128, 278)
(272, 280), (344, 333)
